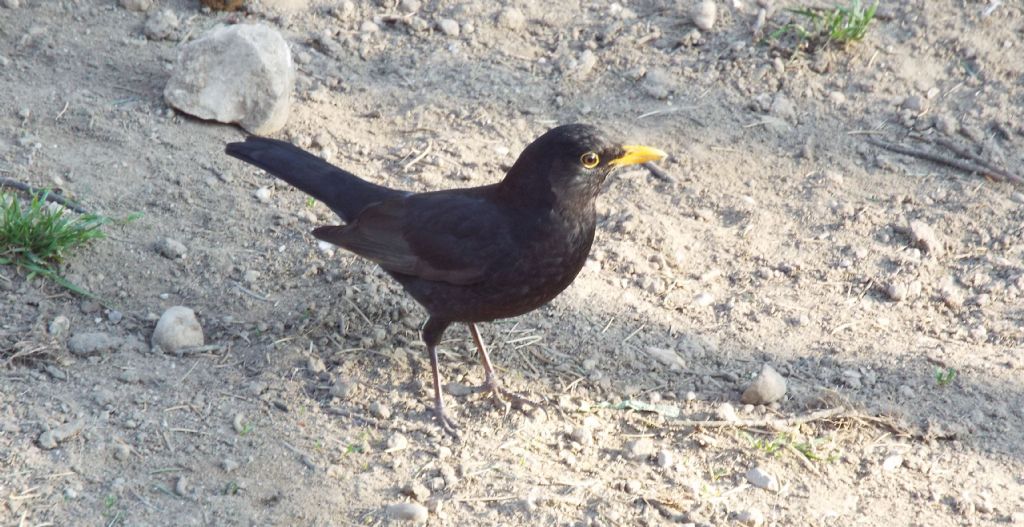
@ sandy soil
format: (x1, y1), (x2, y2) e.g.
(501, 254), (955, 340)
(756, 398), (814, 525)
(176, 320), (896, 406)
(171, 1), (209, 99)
(2, 0), (1023, 525)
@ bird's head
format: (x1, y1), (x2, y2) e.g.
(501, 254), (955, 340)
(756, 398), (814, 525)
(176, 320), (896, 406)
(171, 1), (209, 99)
(502, 124), (667, 206)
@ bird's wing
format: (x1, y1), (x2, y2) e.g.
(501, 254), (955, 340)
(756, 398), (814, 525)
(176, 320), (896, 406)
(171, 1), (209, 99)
(312, 191), (512, 286)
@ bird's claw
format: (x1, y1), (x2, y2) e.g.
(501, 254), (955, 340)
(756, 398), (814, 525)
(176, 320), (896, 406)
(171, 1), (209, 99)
(471, 378), (540, 412)
(434, 404), (461, 439)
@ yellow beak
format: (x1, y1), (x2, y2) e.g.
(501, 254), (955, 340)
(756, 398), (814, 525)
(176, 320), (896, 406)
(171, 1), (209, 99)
(608, 145), (668, 168)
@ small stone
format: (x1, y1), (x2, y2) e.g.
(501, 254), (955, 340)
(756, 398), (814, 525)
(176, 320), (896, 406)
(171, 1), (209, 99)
(717, 402), (738, 421)
(120, 0), (152, 10)
(369, 401), (391, 420)
(254, 187), (272, 203)
(623, 479), (643, 494)
(898, 385), (915, 399)
(49, 315), (71, 338)
(691, 0), (717, 31)
(156, 237), (186, 259)
(330, 378), (356, 400)
(164, 24), (295, 135)
(437, 18), (460, 37)
(656, 450), (673, 468)
(770, 94), (797, 123)
(740, 364), (787, 405)
(386, 432), (409, 452)
(2, 0), (19, 8)
(569, 426), (593, 447)
(735, 509), (765, 526)
(624, 437), (655, 460)
(886, 282), (908, 301)
(306, 356), (326, 374)
(398, 0), (420, 12)
(401, 481), (431, 502)
(694, 292), (715, 307)
(642, 68), (673, 99)
(387, 502), (428, 522)
(828, 91), (847, 105)
(144, 9), (179, 40)
(232, 413), (247, 434)
(882, 455), (903, 472)
(745, 466), (779, 491)
(901, 95), (925, 112)
(151, 306), (204, 353)
(68, 332), (121, 356)
(112, 443), (132, 460)
(174, 476), (188, 497)
(221, 457), (239, 472)
(908, 220), (943, 256)
(107, 310), (123, 323)
(571, 49), (597, 79)
(242, 269), (260, 283)
(644, 346), (685, 370)
(496, 7), (525, 30)
(37, 420), (84, 450)
(360, 20), (379, 33)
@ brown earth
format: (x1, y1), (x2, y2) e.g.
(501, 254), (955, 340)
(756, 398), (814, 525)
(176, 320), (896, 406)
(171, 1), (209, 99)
(1, 0), (1023, 525)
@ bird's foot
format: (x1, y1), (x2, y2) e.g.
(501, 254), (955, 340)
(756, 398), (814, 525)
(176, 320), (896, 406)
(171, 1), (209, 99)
(433, 402), (461, 439)
(472, 377), (540, 413)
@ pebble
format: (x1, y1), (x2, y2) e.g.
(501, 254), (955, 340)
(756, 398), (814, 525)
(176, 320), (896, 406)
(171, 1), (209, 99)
(908, 220), (943, 256)
(881, 455), (903, 472)
(254, 187), (272, 203)
(716, 402), (738, 421)
(735, 508), (765, 526)
(644, 346), (686, 370)
(497, 7), (525, 30)
(828, 91), (847, 105)
(694, 292), (715, 307)
(369, 401), (391, 420)
(401, 481), (431, 501)
(740, 364), (787, 405)
(642, 68), (673, 99)
(144, 9), (178, 40)
(151, 306), (205, 353)
(156, 237), (187, 259)
(306, 356), (326, 374)
(569, 425), (593, 447)
(398, 0), (419, 12)
(221, 458), (239, 472)
(232, 413), (247, 434)
(108, 310), (123, 323)
(437, 18), (460, 37)
(68, 332), (121, 356)
(242, 269), (261, 283)
(885, 282), (908, 301)
(2, 0), (19, 8)
(360, 21), (379, 33)
(164, 24), (294, 134)
(120, 0), (152, 10)
(386, 502), (428, 522)
(770, 94), (797, 123)
(112, 442), (132, 460)
(330, 378), (356, 399)
(386, 432), (409, 452)
(174, 475), (189, 497)
(656, 450), (674, 468)
(571, 50), (597, 79)
(691, 0), (717, 31)
(901, 95), (925, 112)
(37, 420), (84, 450)
(745, 466), (779, 491)
(624, 437), (654, 460)
(49, 315), (71, 338)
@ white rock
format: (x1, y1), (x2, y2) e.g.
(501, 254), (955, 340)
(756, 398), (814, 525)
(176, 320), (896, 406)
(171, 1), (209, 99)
(152, 306), (204, 353)
(908, 220), (943, 257)
(254, 187), (272, 203)
(735, 508), (765, 526)
(49, 315), (71, 338)
(740, 364), (787, 405)
(386, 502), (428, 522)
(2, 0), (20, 8)
(571, 49), (597, 79)
(68, 332), (121, 356)
(157, 237), (187, 259)
(497, 7), (525, 30)
(164, 24), (295, 134)
(691, 0), (717, 31)
(716, 402), (738, 421)
(645, 346), (686, 370)
(144, 9), (179, 40)
(120, 0), (152, 11)
(437, 18), (460, 37)
(882, 454), (903, 472)
(745, 466), (779, 491)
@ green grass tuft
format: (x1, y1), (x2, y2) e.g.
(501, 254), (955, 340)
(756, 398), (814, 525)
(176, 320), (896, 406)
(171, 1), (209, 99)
(770, 0), (878, 53)
(0, 190), (112, 298)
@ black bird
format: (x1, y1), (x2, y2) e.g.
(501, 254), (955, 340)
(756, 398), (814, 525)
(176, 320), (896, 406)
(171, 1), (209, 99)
(226, 124), (666, 434)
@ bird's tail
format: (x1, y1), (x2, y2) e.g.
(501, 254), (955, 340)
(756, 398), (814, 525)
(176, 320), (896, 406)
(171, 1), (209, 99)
(225, 136), (402, 222)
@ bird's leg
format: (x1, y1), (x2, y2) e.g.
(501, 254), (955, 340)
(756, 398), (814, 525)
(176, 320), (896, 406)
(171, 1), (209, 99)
(423, 317), (459, 437)
(467, 323), (539, 411)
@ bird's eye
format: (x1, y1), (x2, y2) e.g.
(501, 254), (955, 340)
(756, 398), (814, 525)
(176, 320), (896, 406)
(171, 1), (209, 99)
(580, 152), (600, 168)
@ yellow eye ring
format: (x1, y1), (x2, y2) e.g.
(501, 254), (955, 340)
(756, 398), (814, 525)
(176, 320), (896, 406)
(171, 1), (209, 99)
(580, 152), (600, 168)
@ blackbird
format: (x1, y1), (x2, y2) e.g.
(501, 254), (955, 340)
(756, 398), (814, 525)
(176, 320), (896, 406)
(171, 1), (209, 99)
(225, 124), (666, 434)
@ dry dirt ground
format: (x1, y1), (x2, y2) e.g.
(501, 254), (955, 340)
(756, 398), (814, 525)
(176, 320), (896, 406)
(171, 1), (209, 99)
(2, 0), (1024, 525)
